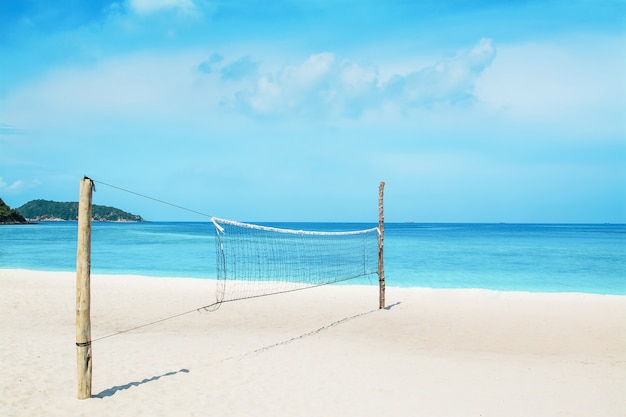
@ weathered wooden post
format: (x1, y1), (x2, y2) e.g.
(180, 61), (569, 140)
(76, 177), (94, 399)
(378, 181), (385, 309)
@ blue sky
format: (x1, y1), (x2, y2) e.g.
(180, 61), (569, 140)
(1, 0), (625, 222)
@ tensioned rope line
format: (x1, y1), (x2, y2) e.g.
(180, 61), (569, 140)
(88, 302), (220, 344)
(82, 178), (221, 345)
(91, 178), (215, 219)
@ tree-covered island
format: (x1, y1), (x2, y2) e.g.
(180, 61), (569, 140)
(0, 198), (29, 224)
(12, 199), (145, 222)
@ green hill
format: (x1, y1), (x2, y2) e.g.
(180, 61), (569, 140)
(17, 199), (145, 222)
(0, 198), (29, 224)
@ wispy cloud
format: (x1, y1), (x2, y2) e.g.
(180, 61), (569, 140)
(230, 38), (496, 118)
(0, 177), (25, 193)
(384, 38), (496, 108)
(3, 39), (495, 127)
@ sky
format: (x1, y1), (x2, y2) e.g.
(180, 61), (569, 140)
(1, 0), (625, 223)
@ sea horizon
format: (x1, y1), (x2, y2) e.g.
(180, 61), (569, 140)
(6, 219), (626, 224)
(1, 221), (624, 296)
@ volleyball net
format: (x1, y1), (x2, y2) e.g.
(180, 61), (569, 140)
(74, 178), (386, 400)
(211, 217), (380, 305)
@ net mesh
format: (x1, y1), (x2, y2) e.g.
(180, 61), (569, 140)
(211, 217), (380, 304)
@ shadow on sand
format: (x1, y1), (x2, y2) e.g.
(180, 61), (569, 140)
(93, 368), (190, 398)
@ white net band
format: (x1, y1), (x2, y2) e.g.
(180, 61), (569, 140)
(211, 217), (379, 236)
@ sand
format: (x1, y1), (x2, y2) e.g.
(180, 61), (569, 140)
(1, 268), (625, 417)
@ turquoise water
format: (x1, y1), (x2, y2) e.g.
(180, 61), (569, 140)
(1, 222), (624, 295)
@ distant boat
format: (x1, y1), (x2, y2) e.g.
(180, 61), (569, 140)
(405, 220), (415, 224)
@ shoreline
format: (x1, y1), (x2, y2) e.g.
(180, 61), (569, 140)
(2, 268), (625, 416)
(2, 267), (624, 297)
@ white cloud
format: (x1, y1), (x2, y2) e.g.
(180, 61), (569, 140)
(234, 38), (495, 117)
(237, 52), (340, 115)
(383, 38), (496, 108)
(0, 177), (25, 192)
(1, 38), (497, 133)
(290, 52), (335, 87)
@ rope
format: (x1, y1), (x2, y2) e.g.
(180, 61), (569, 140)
(88, 301), (220, 344)
(91, 178), (214, 219)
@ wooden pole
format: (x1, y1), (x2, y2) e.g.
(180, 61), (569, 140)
(378, 181), (385, 309)
(76, 177), (94, 400)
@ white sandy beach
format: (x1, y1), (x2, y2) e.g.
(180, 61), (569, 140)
(1, 268), (625, 417)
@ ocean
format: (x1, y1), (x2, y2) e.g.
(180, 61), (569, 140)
(1, 222), (624, 295)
